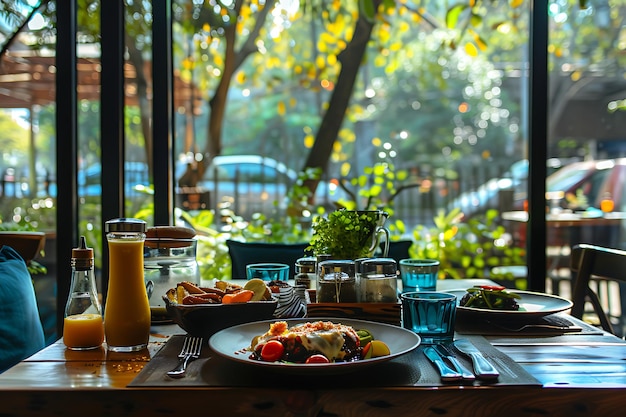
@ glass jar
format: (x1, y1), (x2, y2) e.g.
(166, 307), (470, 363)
(104, 218), (151, 352)
(358, 258), (398, 303)
(144, 236), (199, 320)
(316, 259), (357, 303)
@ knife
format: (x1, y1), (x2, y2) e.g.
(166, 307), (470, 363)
(452, 339), (499, 380)
(423, 347), (462, 382)
(433, 344), (475, 382)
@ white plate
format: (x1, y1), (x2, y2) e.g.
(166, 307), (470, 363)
(447, 289), (573, 319)
(208, 318), (420, 375)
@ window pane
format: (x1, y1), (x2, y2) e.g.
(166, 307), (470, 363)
(546, 0), (626, 335)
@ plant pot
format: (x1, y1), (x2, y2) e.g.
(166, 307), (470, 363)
(0, 231), (46, 262)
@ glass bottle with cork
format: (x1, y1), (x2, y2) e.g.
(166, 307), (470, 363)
(63, 236), (104, 350)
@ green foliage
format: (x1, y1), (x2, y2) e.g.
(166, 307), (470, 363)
(308, 209), (381, 259)
(409, 208), (526, 288)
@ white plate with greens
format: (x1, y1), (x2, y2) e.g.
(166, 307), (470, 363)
(448, 289), (573, 319)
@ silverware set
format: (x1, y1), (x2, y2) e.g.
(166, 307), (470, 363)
(424, 339), (499, 382)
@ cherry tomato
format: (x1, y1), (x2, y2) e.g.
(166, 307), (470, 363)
(305, 354), (330, 364)
(479, 285), (506, 291)
(260, 340), (285, 362)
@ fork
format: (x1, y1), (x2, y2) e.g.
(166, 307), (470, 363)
(487, 320), (571, 333)
(167, 336), (203, 378)
(433, 344), (475, 382)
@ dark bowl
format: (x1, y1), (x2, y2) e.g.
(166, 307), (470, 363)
(163, 296), (278, 338)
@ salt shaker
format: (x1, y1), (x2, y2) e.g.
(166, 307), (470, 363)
(103, 218), (150, 352)
(358, 258), (398, 303)
(63, 236), (104, 350)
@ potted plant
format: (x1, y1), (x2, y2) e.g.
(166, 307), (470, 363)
(307, 209), (389, 260)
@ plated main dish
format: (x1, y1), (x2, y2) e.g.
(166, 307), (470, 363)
(459, 285), (522, 311)
(209, 318), (421, 375)
(248, 320), (390, 364)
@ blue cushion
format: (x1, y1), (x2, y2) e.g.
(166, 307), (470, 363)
(0, 245), (45, 373)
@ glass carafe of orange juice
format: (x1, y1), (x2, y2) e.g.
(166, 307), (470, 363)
(63, 236), (104, 350)
(104, 218), (151, 352)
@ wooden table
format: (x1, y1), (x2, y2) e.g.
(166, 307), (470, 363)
(2, 280), (626, 417)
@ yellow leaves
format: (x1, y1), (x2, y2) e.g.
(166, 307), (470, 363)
(277, 101), (286, 116)
(443, 225), (459, 241)
(374, 55), (387, 67)
(339, 128), (356, 143)
(235, 71), (246, 84)
(465, 42), (478, 57)
(510, 0), (524, 8)
(181, 57), (194, 71)
(320, 32), (336, 45)
(213, 54), (224, 68)
(340, 162), (352, 177)
(378, 26), (391, 43)
(267, 56), (282, 69)
(315, 55), (325, 69)
(303, 134), (315, 149)
(385, 59), (399, 74)
(464, 30), (488, 56)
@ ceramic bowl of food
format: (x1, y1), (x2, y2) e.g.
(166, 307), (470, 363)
(163, 295), (278, 339)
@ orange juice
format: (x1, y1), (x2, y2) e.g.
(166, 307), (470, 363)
(104, 238), (151, 351)
(63, 313), (104, 350)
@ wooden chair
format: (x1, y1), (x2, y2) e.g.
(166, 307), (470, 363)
(226, 240), (311, 280)
(570, 243), (626, 336)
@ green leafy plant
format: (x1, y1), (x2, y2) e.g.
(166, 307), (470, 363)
(410, 208), (526, 289)
(307, 209), (384, 259)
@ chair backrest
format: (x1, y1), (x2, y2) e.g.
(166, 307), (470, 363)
(226, 240), (311, 280)
(570, 243), (626, 335)
(378, 240), (412, 265)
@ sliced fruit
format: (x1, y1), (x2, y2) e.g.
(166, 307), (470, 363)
(369, 340), (391, 357)
(222, 289), (254, 303)
(244, 278), (271, 301)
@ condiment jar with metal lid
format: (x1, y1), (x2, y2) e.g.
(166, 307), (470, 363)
(358, 258), (398, 303)
(103, 218), (150, 352)
(316, 259), (357, 303)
